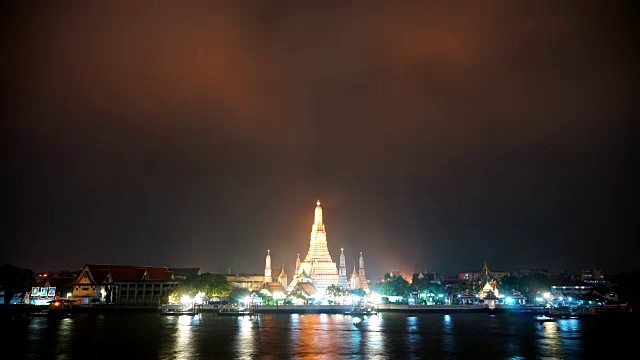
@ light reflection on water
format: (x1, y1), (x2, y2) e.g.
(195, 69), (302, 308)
(173, 314), (197, 359)
(406, 316), (421, 355)
(535, 318), (583, 359)
(52, 318), (73, 358)
(234, 316), (255, 359)
(363, 314), (384, 358)
(442, 314), (455, 355)
(5, 311), (634, 359)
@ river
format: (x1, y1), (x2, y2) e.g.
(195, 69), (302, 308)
(4, 311), (635, 359)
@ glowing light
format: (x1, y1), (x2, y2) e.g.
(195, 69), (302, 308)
(370, 293), (382, 304)
(194, 292), (205, 304)
(181, 295), (192, 305)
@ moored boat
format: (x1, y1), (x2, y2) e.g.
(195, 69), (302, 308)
(159, 302), (196, 316)
(48, 299), (77, 317)
(345, 304), (377, 316)
(535, 314), (556, 322)
(217, 306), (252, 316)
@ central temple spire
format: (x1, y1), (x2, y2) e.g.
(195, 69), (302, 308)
(290, 199), (338, 295)
(313, 199), (324, 232)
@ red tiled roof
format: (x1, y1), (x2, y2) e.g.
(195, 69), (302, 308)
(84, 264), (174, 282)
(297, 282), (317, 297)
(264, 282), (286, 292)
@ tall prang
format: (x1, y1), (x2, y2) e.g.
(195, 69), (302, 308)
(338, 248), (349, 288)
(358, 252), (370, 292)
(350, 263), (361, 290)
(264, 249), (272, 283)
(278, 262), (288, 288)
(289, 200), (339, 295)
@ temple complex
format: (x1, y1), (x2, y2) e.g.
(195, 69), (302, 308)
(478, 260), (500, 300)
(267, 199), (370, 297)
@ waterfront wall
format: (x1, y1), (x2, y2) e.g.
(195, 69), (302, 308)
(377, 304), (488, 313)
(201, 304), (489, 314)
(2, 303), (492, 316)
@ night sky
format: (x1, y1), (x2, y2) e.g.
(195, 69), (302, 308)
(2, 1), (638, 280)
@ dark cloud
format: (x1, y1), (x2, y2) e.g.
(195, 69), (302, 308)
(3, 1), (638, 279)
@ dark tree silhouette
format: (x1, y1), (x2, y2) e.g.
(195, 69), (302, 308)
(0, 264), (35, 306)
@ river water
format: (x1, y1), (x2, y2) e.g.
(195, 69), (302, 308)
(4, 311), (635, 359)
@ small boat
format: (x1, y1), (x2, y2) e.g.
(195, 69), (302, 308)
(48, 299), (77, 317)
(217, 306), (252, 316)
(159, 302), (196, 316)
(550, 306), (571, 318)
(535, 314), (556, 322)
(346, 305), (377, 316)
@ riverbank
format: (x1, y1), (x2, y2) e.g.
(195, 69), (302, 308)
(3, 303), (631, 316)
(2, 303), (490, 316)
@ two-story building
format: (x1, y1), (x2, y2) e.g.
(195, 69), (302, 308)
(71, 264), (191, 305)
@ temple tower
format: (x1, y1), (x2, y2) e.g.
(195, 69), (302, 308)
(338, 248), (349, 288)
(358, 252), (369, 292)
(278, 262), (288, 288)
(350, 263), (361, 290)
(293, 200), (339, 295)
(264, 249), (272, 283)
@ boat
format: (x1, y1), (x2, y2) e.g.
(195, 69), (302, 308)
(549, 306), (571, 318)
(217, 306), (252, 316)
(570, 307), (598, 318)
(535, 314), (556, 322)
(48, 299), (77, 317)
(159, 302), (196, 316)
(345, 304), (378, 316)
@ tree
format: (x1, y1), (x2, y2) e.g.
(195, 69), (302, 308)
(412, 277), (431, 293)
(326, 285), (347, 303)
(350, 288), (366, 299)
(378, 273), (412, 299)
(498, 275), (521, 293)
(0, 264), (34, 307)
(422, 283), (447, 304)
(451, 280), (474, 296)
(229, 287), (251, 304)
(170, 272), (233, 301)
(519, 273), (551, 300)
(287, 288), (306, 303)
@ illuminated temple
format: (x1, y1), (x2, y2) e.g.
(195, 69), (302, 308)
(267, 200), (370, 296)
(287, 200), (339, 295)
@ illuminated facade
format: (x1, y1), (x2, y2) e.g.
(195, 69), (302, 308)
(71, 264), (183, 305)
